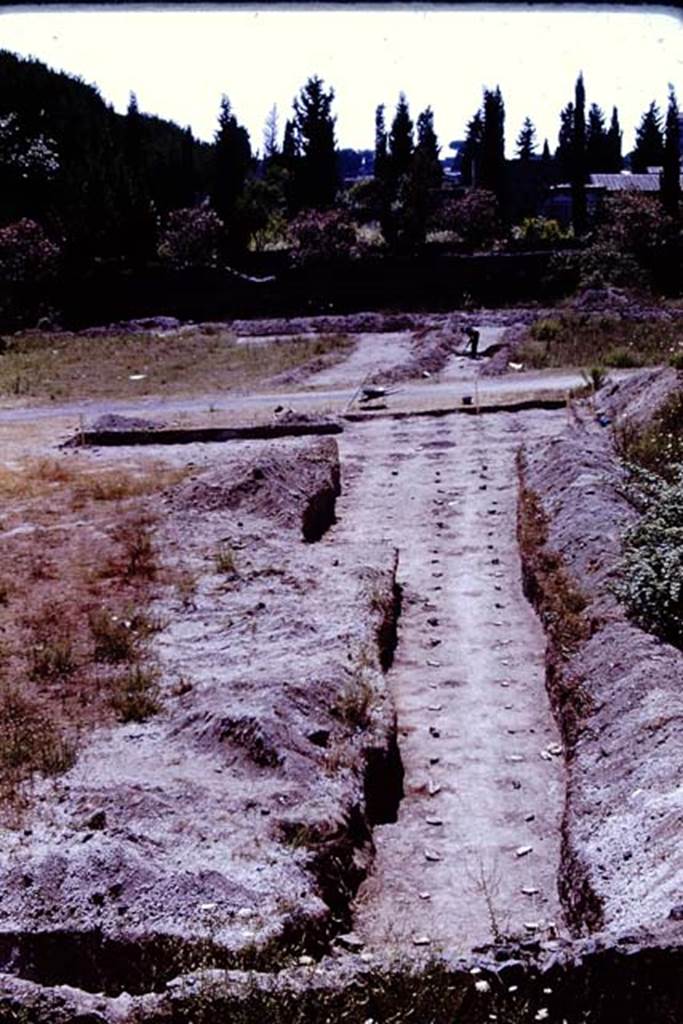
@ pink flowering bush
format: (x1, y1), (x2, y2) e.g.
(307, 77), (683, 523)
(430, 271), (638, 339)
(0, 219), (61, 325)
(0, 218), (61, 285)
(157, 205), (225, 270)
(288, 209), (359, 268)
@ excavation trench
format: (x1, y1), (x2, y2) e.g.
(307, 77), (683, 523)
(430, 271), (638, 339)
(332, 409), (569, 951)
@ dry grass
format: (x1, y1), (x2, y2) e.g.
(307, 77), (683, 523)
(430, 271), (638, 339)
(516, 313), (683, 370)
(0, 456), (188, 503)
(0, 684), (75, 808)
(0, 453), (180, 812)
(0, 328), (353, 403)
(517, 481), (591, 658)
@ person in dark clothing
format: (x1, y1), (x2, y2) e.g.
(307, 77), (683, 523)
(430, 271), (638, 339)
(464, 326), (480, 358)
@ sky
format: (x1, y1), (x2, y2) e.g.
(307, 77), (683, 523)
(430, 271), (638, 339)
(0, 5), (681, 157)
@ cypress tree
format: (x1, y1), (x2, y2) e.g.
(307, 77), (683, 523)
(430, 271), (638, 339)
(556, 102), (575, 182)
(516, 117), (537, 161)
(388, 93), (414, 185)
(479, 86), (506, 204)
(606, 107), (623, 172)
(374, 104), (389, 183)
(461, 109), (483, 187)
(632, 102), (665, 172)
(661, 86), (681, 218)
(211, 94), (252, 226)
(292, 75), (338, 209)
(415, 106), (442, 187)
(586, 102), (609, 172)
(571, 73), (587, 234)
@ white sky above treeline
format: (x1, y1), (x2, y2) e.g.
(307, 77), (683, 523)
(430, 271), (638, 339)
(1, 5), (681, 158)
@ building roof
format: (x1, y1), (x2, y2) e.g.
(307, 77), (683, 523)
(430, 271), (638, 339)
(589, 173), (661, 191)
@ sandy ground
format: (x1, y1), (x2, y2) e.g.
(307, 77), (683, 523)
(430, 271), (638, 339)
(305, 332), (414, 388)
(332, 411), (567, 952)
(0, 321), (664, 980)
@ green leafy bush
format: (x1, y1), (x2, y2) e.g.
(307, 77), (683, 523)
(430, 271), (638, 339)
(616, 388), (683, 477)
(615, 465), (683, 646)
(512, 217), (572, 247)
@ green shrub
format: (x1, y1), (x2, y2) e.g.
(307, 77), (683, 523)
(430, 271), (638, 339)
(512, 216), (572, 247)
(530, 318), (563, 343)
(617, 389), (683, 477)
(615, 465), (683, 646)
(604, 347), (645, 369)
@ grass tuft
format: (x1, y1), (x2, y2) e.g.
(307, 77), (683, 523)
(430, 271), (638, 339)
(111, 665), (161, 723)
(0, 684), (75, 799)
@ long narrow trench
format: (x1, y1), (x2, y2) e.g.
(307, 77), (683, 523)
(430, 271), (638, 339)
(331, 409), (567, 952)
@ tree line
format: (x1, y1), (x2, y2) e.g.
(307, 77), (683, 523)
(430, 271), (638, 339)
(0, 48), (680, 288)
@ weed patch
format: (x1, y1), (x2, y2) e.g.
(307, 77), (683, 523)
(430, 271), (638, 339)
(0, 460), (171, 808)
(614, 386), (683, 478)
(214, 543), (238, 576)
(0, 684), (75, 802)
(517, 313), (683, 370)
(0, 329), (353, 403)
(332, 668), (374, 729)
(517, 480), (591, 658)
(111, 665), (161, 723)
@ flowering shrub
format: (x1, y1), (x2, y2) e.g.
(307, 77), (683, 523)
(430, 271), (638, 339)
(0, 219), (61, 285)
(438, 189), (499, 251)
(615, 463), (683, 646)
(0, 219), (61, 326)
(157, 205), (225, 269)
(0, 112), (59, 180)
(288, 209), (359, 268)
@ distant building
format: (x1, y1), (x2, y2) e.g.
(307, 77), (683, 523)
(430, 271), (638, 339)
(543, 170), (683, 226)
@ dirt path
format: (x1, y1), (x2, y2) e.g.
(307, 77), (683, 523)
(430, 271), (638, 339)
(330, 409), (567, 952)
(305, 332), (414, 388)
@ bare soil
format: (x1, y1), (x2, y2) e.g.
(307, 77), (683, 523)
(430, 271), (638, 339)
(0, 311), (680, 1023)
(334, 411), (566, 951)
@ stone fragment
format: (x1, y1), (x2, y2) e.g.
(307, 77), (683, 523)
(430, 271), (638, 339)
(337, 932), (365, 951)
(84, 809), (107, 831)
(424, 849), (442, 862)
(515, 846), (533, 858)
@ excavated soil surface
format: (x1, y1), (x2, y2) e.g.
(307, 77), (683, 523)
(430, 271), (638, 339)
(334, 411), (567, 950)
(1, 317), (681, 1022)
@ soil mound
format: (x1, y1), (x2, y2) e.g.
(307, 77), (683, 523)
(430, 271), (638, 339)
(596, 366), (680, 431)
(519, 377), (683, 938)
(90, 413), (165, 432)
(171, 437), (340, 542)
